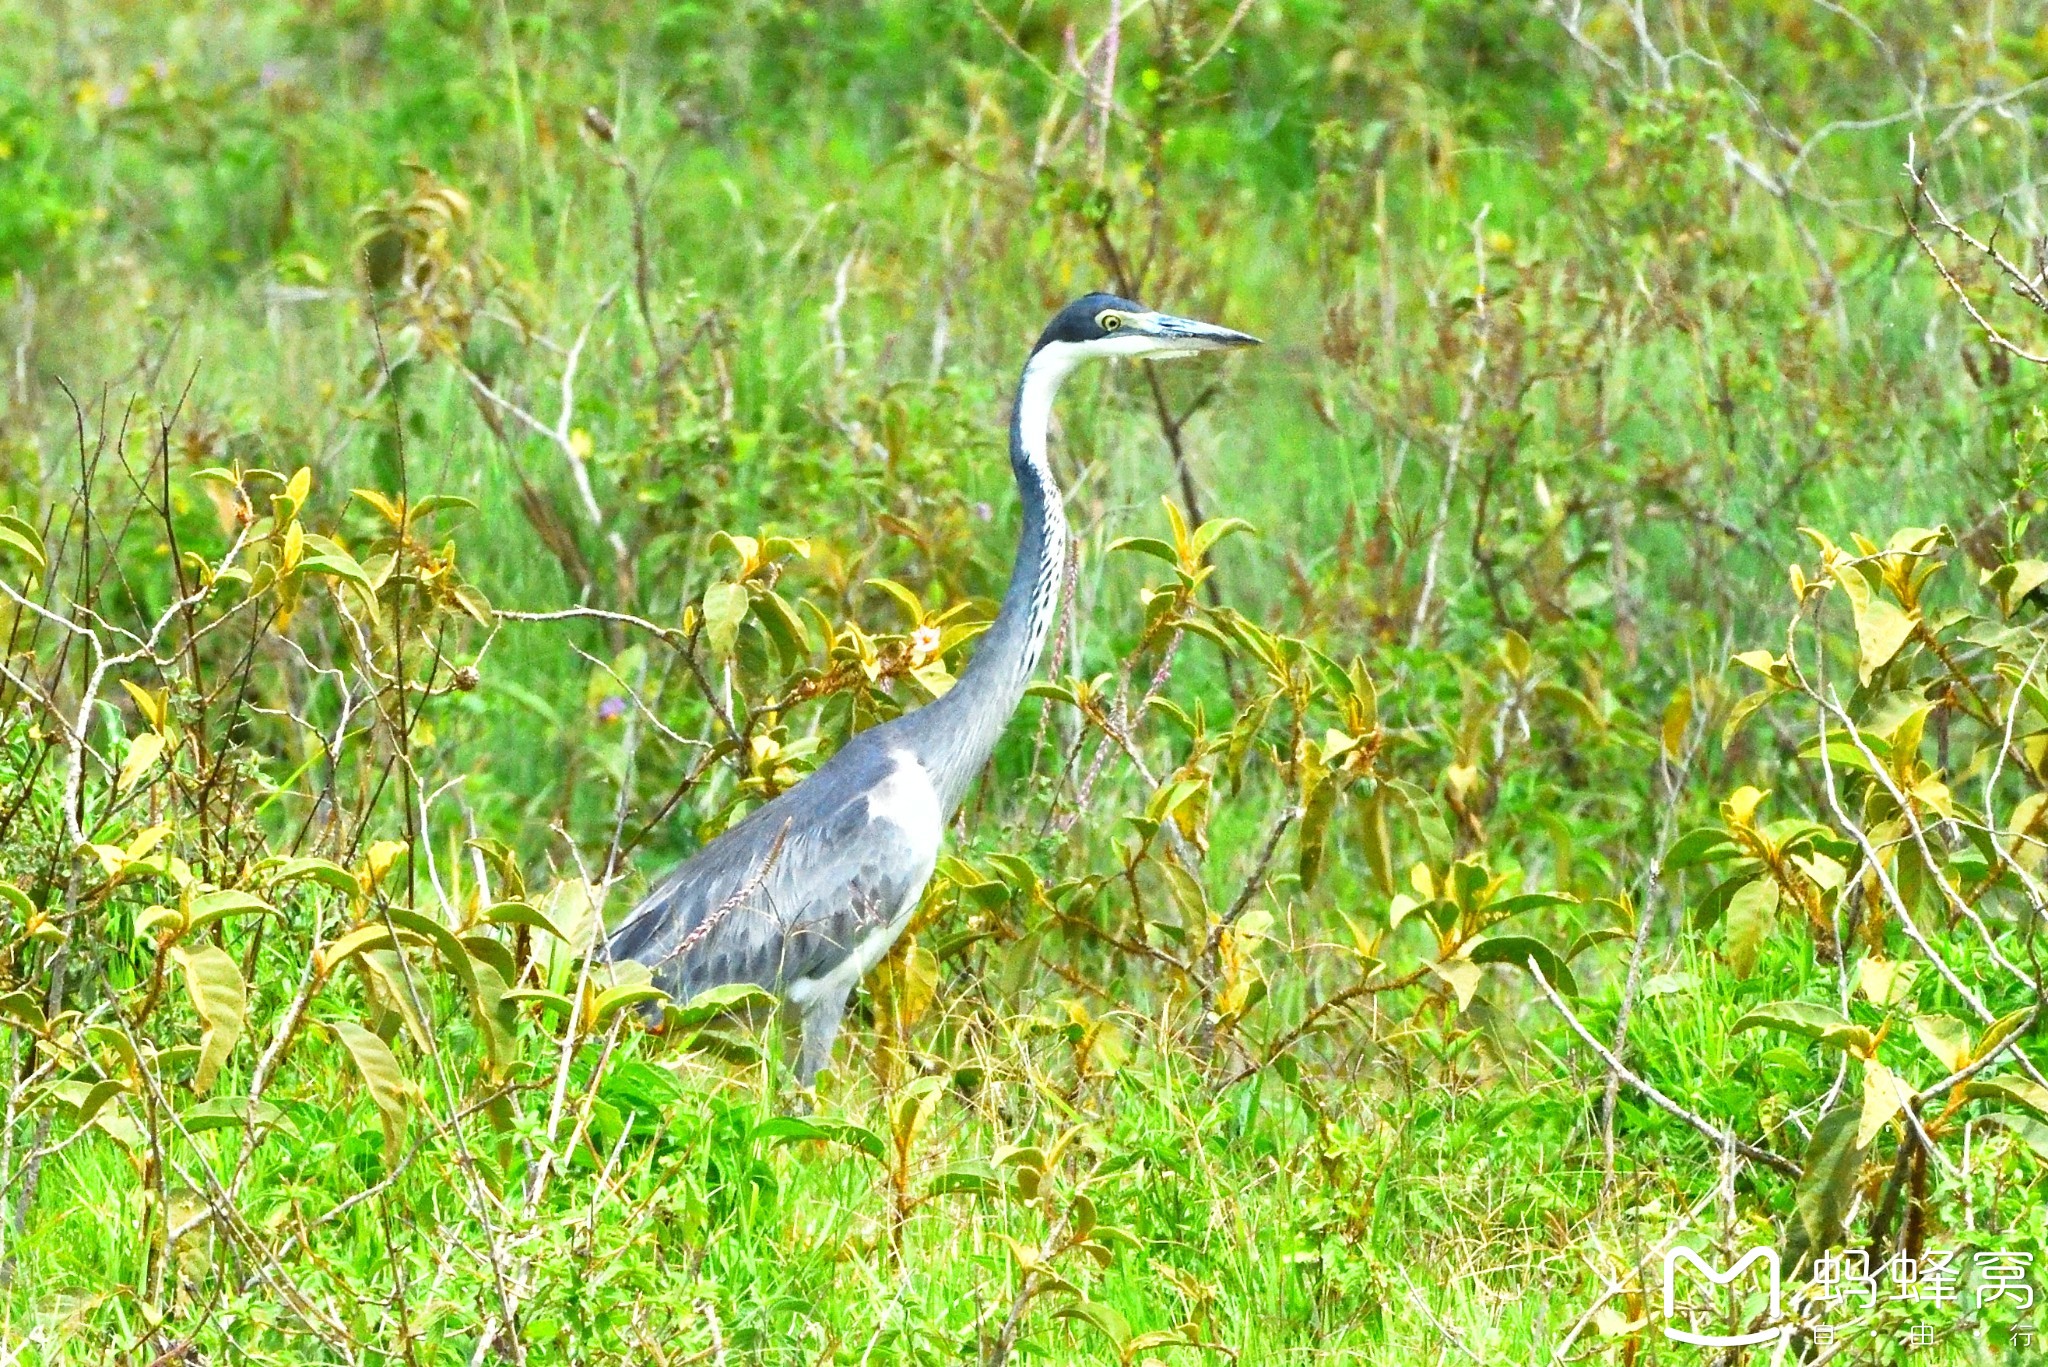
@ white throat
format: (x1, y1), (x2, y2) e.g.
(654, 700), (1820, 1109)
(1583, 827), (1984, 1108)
(1016, 341), (1087, 471)
(1011, 342), (1081, 681)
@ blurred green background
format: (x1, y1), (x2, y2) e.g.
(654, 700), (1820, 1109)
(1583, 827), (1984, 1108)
(3, 2), (2047, 1362)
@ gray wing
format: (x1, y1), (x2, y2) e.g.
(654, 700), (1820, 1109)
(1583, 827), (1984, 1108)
(605, 739), (934, 1002)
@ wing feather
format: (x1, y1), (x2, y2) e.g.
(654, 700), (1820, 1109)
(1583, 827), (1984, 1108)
(605, 740), (934, 1002)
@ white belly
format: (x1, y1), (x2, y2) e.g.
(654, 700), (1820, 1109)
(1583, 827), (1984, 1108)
(785, 752), (941, 1010)
(863, 751), (943, 864)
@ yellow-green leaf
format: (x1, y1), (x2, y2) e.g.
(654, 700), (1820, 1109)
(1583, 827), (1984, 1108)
(1849, 589), (1918, 685)
(330, 1020), (413, 1158)
(172, 946), (246, 1094)
(1725, 877), (1778, 979)
(187, 888), (271, 935)
(316, 924), (402, 976)
(1429, 957), (1483, 1011)
(1732, 1000), (1874, 1054)
(0, 514), (47, 575)
(352, 488), (404, 525)
(1972, 1007), (2035, 1068)
(1855, 956), (1919, 1008)
(1297, 774), (1337, 891)
(482, 899), (572, 942)
(702, 581), (749, 659)
(117, 733), (165, 793)
(119, 680), (170, 732)
(593, 983), (668, 1026)
(1912, 1014), (1971, 1073)
(1660, 686), (1692, 761)
(1857, 1058), (1909, 1148)
(1721, 785), (1768, 828)
(262, 857), (360, 896)
(1962, 1075), (2048, 1118)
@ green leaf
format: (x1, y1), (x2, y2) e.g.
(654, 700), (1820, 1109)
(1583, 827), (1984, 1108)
(701, 581), (749, 659)
(262, 857), (361, 896)
(0, 990), (47, 1032)
(754, 1115), (886, 1162)
(330, 1020), (413, 1159)
(297, 551), (376, 592)
(380, 907), (480, 1005)
(1297, 774), (1337, 891)
(134, 905), (186, 942)
(1663, 827), (1740, 871)
(1055, 1300), (1132, 1354)
(0, 514), (48, 575)
(483, 898), (572, 942)
(593, 984), (668, 1026)
(452, 583), (496, 626)
(1468, 935), (1577, 997)
(1722, 688), (1775, 744)
(461, 933), (517, 988)
(182, 1097), (285, 1135)
(1978, 1111), (2048, 1162)
(404, 493), (477, 521)
(1690, 864), (1763, 931)
(1971, 1007), (2034, 1068)
(1912, 1014), (1972, 1073)
(0, 882), (33, 921)
(1566, 927), (1630, 960)
(1724, 876), (1779, 979)
(864, 577), (926, 623)
(172, 946), (246, 1094)
(890, 1075), (946, 1156)
(471, 962), (518, 1072)
(64, 1078), (128, 1126)
(317, 924), (402, 975)
(1732, 1001), (1874, 1054)
(667, 982), (778, 1030)
(1796, 738), (1880, 773)
(1106, 535), (1178, 564)
(1487, 892), (1579, 919)
(186, 889), (271, 936)
(1190, 516), (1256, 559)
(1382, 778), (1453, 867)
(358, 949), (432, 1054)
(1962, 1075), (2048, 1118)
(682, 1025), (763, 1065)
(501, 988), (574, 1022)
(754, 589), (811, 670)
(924, 1158), (1003, 1198)
(1358, 784), (1396, 896)
(1780, 1105), (1864, 1278)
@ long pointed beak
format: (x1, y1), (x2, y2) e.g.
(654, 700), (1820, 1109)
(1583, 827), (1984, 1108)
(1143, 311), (1262, 352)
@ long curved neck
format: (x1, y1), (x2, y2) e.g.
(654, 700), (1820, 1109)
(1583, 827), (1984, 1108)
(905, 345), (1077, 814)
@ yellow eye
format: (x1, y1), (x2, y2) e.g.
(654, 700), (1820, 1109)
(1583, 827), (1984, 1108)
(1098, 312), (1123, 332)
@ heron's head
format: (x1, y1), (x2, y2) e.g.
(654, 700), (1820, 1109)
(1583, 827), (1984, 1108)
(1032, 292), (1260, 366)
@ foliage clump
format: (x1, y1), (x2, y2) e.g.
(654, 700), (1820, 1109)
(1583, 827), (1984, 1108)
(0, 1), (2044, 1361)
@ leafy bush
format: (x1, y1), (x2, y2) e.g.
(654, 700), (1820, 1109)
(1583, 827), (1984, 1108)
(0, 1), (2044, 1362)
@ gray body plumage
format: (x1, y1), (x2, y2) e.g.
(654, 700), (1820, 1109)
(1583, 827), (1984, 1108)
(606, 295), (1256, 1082)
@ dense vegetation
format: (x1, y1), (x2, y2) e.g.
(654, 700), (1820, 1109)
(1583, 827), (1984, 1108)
(1, 2), (2046, 1361)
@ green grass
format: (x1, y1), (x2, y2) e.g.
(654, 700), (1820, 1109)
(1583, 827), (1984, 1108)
(0, 2), (2044, 1363)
